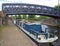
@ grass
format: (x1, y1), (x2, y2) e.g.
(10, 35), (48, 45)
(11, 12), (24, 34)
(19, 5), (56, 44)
(0, 25), (7, 41)
(0, 26), (3, 40)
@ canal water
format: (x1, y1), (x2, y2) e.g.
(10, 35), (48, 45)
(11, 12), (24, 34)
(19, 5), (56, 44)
(38, 26), (60, 46)
(54, 26), (60, 46)
(49, 26), (60, 46)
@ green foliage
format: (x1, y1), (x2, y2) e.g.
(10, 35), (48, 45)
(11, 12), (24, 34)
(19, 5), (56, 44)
(28, 15), (35, 20)
(27, 15), (49, 21)
(12, 15), (50, 21)
(55, 5), (60, 9)
(38, 16), (49, 21)
(12, 15), (21, 19)
(17, 15), (21, 19)
(12, 16), (16, 19)
(0, 26), (2, 31)
(0, 26), (3, 40)
(23, 15), (27, 19)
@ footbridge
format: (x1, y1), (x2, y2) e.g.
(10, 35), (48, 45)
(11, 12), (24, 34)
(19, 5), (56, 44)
(2, 3), (60, 18)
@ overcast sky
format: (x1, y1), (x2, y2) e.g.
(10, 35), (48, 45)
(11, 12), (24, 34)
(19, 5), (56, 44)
(0, 0), (59, 11)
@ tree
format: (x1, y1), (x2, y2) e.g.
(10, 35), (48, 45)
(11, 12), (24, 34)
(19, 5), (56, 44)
(55, 5), (60, 9)
(23, 14), (27, 19)
(17, 15), (21, 19)
(28, 15), (50, 21)
(12, 15), (21, 19)
(38, 16), (50, 21)
(28, 15), (35, 20)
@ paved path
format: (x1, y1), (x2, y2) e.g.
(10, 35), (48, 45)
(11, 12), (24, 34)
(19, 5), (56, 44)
(1, 20), (37, 46)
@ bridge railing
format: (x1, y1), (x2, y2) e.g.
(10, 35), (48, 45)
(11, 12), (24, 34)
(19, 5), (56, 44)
(2, 3), (60, 17)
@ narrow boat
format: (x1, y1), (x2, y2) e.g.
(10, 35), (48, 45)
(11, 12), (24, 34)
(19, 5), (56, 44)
(16, 20), (58, 43)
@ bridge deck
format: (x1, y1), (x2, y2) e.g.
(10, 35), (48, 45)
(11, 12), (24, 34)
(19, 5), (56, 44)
(2, 3), (60, 18)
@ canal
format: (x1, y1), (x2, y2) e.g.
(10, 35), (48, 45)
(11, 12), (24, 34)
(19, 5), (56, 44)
(49, 26), (60, 46)
(38, 26), (60, 46)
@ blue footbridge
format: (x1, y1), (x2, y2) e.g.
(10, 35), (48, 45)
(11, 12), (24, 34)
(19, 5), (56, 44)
(2, 3), (60, 18)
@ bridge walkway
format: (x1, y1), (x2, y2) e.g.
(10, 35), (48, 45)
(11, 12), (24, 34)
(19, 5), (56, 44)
(1, 20), (37, 46)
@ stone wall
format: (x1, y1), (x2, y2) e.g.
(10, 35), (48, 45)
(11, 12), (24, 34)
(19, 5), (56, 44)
(41, 18), (59, 26)
(56, 19), (60, 26)
(0, 11), (7, 26)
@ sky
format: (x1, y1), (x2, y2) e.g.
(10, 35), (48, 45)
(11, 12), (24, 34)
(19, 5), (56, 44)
(0, 0), (59, 11)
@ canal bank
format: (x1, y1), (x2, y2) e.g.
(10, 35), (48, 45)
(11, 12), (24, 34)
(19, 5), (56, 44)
(1, 20), (37, 46)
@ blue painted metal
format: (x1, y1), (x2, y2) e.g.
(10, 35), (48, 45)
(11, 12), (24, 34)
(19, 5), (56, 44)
(2, 3), (60, 18)
(16, 20), (48, 39)
(23, 24), (48, 35)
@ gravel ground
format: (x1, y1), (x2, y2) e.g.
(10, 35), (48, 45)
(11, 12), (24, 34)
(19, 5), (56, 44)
(1, 20), (37, 46)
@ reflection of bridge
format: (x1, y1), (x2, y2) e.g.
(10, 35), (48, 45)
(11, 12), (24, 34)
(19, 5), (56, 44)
(2, 3), (60, 18)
